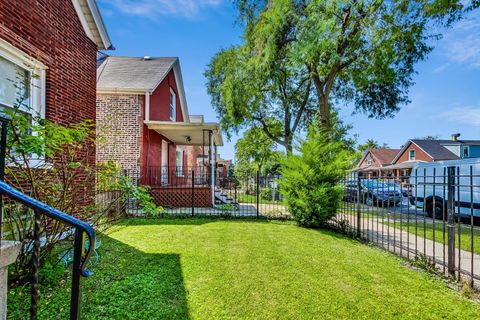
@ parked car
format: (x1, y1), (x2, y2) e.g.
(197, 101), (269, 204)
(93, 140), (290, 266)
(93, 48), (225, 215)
(343, 179), (403, 206)
(409, 159), (480, 219)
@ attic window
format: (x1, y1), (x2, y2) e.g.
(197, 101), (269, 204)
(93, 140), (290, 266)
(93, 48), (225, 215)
(367, 157), (372, 166)
(409, 149), (415, 161)
(169, 88), (176, 121)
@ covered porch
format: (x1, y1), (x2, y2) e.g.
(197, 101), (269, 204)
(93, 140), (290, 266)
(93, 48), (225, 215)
(144, 119), (223, 208)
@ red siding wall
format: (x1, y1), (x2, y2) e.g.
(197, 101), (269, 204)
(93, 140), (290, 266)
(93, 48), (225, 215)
(149, 69), (184, 122)
(358, 152), (380, 169)
(393, 142), (433, 164)
(141, 68), (190, 182)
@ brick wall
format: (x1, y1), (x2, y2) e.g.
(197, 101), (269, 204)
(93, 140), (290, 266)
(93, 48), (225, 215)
(0, 0), (99, 208)
(96, 94), (144, 173)
(0, 0), (98, 162)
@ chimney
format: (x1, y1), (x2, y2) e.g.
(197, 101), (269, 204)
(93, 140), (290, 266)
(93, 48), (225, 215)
(451, 133), (461, 141)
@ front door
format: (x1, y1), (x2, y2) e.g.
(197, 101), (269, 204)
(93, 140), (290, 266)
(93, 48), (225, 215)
(161, 141), (168, 184)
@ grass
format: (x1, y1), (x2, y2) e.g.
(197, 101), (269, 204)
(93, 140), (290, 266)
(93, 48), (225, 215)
(384, 220), (480, 256)
(8, 218), (480, 319)
(235, 193), (282, 205)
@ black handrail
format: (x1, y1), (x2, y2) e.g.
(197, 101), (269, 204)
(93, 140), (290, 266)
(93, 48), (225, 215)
(0, 114), (95, 319)
(0, 181), (96, 276)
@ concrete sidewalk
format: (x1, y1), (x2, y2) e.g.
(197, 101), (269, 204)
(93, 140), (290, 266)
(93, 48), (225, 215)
(337, 212), (480, 286)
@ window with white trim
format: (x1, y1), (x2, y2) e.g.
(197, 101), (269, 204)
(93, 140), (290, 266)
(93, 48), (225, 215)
(176, 148), (183, 176)
(463, 146), (470, 158)
(409, 149), (415, 160)
(169, 88), (176, 121)
(367, 156), (372, 166)
(0, 39), (45, 118)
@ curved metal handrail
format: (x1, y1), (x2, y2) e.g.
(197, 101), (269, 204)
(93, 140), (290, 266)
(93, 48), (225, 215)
(0, 180), (96, 277)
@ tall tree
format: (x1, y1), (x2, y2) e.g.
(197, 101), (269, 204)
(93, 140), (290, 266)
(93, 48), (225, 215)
(358, 139), (389, 152)
(235, 127), (281, 172)
(206, 45), (316, 153)
(229, 0), (465, 131)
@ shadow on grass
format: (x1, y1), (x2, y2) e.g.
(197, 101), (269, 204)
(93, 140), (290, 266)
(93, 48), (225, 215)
(7, 234), (191, 320)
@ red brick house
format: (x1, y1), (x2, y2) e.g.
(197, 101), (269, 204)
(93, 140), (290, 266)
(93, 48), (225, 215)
(0, 0), (111, 177)
(357, 148), (400, 178)
(96, 56), (223, 207)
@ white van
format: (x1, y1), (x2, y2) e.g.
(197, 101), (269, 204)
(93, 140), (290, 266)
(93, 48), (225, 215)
(409, 158), (480, 218)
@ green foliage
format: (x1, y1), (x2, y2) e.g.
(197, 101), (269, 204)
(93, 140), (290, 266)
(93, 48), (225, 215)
(235, 127), (281, 171)
(279, 117), (354, 227)
(228, 0), (466, 130)
(38, 261), (66, 288)
(98, 161), (164, 218)
(260, 187), (273, 201)
(358, 139), (389, 152)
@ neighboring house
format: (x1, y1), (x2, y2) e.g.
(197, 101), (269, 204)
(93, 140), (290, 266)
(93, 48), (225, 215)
(0, 0), (111, 196)
(96, 56), (223, 207)
(357, 149), (400, 178)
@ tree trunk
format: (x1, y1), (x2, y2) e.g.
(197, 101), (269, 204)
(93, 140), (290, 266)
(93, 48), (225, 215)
(319, 94), (331, 131)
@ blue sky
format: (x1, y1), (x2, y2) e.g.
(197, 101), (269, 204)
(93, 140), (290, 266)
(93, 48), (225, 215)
(98, 0), (480, 159)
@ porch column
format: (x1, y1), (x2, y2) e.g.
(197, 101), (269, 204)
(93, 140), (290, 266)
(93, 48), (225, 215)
(209, 130), (215, 207)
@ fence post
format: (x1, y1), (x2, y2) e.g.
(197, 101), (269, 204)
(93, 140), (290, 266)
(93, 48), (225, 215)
(447, 166), (456, 277)
(356, 175), (361, 238)
(256, 171), (260, 218)
(191, 170), (195, 217)
(234, 183), (237, 203)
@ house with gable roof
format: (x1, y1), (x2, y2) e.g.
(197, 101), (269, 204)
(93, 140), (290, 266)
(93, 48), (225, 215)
(96, 56), (224, 208)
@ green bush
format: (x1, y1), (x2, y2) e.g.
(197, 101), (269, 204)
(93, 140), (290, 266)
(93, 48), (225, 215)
(279, 119), (353, 227)
(260, 187), (273, 201)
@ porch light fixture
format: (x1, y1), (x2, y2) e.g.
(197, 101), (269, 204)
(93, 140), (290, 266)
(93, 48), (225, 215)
(185, 136), (191, 143)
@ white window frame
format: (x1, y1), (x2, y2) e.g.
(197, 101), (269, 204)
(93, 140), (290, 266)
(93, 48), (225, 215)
(0, 39), (47, 167)
(463, 145), (470, 158)
(409, 149), (415, 161)
(367, 157), (372, 166)
(0, 39), (46, 118)
(176, 147), (183, 176)
(169, 88), (176, 121)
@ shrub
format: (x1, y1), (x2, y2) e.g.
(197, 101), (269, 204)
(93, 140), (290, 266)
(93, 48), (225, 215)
(279, 118), (354, 227)
(260, 187), (273, 201)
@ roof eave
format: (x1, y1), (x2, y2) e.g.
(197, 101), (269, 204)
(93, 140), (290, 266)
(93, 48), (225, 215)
(73, 0), (113, 50)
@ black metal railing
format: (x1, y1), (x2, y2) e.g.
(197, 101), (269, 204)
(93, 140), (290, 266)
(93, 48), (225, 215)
(0, 114), (96, 320)
(336, 166), (480, 287)
(124, 166), (289, 218)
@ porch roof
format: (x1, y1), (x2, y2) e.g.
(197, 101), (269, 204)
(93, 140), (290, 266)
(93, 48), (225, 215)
(145, 121), (223, 146)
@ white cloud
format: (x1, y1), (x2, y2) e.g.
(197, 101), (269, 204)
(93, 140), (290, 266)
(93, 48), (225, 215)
(438, 106), (480, 126)
(104, 0), (223, 19)
(436, 12), (480, 69)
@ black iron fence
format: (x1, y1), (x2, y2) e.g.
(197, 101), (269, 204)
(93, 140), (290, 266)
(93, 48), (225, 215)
(336, 166), (480, 287)
(124, 166), (290, 218)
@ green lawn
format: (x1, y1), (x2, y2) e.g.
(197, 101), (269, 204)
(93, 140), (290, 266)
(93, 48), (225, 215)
(8, 218), (480, 319)
(235, 193), (282, 205)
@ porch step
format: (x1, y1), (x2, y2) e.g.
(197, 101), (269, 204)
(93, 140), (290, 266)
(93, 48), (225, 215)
(214, 191), (237, 206)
